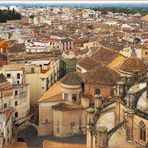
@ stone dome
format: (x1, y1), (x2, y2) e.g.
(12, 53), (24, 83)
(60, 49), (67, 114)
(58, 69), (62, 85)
(137, 91), (148, 113)
(61, 72), (82, 85)
(119, 57), (146, 73)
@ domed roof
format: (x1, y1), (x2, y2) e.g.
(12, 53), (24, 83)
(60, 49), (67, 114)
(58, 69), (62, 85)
(61, 72), (82, 85)
(83, 65), (119, 85)
(137, 91), (148, 113)
(119, 57), (146, 73)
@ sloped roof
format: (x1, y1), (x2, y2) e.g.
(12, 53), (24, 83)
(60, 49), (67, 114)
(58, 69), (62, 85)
(7, 43), (26, 53)
(83, 65), (119, 85)
(3, 64), (24, 71)
(61, 72), (82, 85)
(38, 81), (62, 103)
(119, 57), (146, 73)
(91, 47), (119, 65)
(78, 57), (101, 71)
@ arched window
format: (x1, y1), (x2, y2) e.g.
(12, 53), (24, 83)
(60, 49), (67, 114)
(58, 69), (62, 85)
(139, 121), (146, 141)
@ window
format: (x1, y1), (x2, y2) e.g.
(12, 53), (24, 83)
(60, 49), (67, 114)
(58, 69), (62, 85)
(42, 87), (44, 89)
(17, 81), (19, 84)
(70, 122), (75, 130)
(4, 103), (7, 108)
(31, 67), (35, 73)
(64, 93), (68, 101)
(15, 112), (18, 118)
(72, 94), (77, 103)
(7, 73), (11, 78)
(145, 52), (147, 55)
(95, 88), (100, 95)
(45, 119), (48, 123)
(15, 101), (18, 106)
(139, 121), (146, 141)
(15, 91), (18, 96)
(17, 73), (20, 79)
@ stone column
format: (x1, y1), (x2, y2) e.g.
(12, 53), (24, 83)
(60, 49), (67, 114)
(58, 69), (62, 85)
(86, 108), (95, 148)
(94, 96), (102, 110)
(97, 127), (108, 148)
(115, 96), (120, 125)
(86, 128), (93, 148)
(125, 108), (134, 141)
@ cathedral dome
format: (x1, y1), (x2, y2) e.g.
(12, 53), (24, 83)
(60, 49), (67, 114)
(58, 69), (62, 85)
(137, 91), (148, 113)
(119, 57), (146, 73)
(61, 72), (82, 85)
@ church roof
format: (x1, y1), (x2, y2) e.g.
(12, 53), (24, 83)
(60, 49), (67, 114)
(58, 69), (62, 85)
(91, 47), (119, 65)
(7, 43), (26, 53)
(38, 81), (62, 103)
(119, 57), (146, 73)
(83, 65), (119, 85)
(78, 57), (101, 71)
(137, 91), (148, 114)
(61, 72), (82, 85)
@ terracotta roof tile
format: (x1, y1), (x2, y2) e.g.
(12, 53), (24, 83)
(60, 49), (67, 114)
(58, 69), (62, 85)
(7, 43), (26, 53)
(119, 57), (147, 73)
(38, 81), (62, 103)
(92, 47), (119, 65)
(78, 57), (102, 71)
(83, 65), (119, 85)
(61, 72), (82, 85)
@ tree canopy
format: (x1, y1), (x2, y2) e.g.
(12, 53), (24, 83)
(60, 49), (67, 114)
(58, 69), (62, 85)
(0, 9), (22, 23)
(92, 7), (148, 16)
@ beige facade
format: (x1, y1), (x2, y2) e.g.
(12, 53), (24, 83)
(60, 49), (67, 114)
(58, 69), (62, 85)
(25, 59), (60, 105)
(38, 101), (62, 136)
(53, 109), (86, 137)
(38, 72), (87, 137)
(0, 64), (30, 126)
(61, 83), (82, 104)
